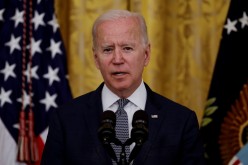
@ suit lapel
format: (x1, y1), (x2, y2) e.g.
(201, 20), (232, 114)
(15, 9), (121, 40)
(133, 84), (166, 165)
(82, 83), (112, 164)
(84, 83), (103, 144)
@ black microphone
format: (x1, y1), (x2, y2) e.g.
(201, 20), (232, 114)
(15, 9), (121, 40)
(128, 110), (149, 163)
(131, 110), (148, 145)
(98, 110), (116, 145)
(98, 110), (118, 162)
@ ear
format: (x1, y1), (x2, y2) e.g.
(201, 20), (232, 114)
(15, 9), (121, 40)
(93, 48), (100, 69)
(144, 43), (151, 66)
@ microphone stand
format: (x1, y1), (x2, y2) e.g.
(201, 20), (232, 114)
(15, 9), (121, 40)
(118, 144), (128, 165)
(112, 138), (132, 165)
(117, 138), (134, 165)
(103, 137), (144, 165)
(100, 136), (130, 165)
(124, 138), (145, 165)
(127, 143), (142, 164)
(111, 138), (128, 165)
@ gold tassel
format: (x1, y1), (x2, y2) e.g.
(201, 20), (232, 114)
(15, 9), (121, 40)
(17, 110), (29, 162)
(28, 111), (39, 162)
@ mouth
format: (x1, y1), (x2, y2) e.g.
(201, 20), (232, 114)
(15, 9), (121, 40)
(112, 72), (127, 76)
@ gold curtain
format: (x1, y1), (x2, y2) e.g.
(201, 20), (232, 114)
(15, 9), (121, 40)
(55, 0), (230, 123)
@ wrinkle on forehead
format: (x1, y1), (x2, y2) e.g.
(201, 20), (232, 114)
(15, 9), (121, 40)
(95, 17), (143, 48)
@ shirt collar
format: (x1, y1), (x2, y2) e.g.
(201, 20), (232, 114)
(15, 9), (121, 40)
(101, 81), (147, 111)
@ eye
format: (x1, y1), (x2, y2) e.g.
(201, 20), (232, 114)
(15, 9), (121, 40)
(123, 46), (133, 52)
(103, 47), (113, 54)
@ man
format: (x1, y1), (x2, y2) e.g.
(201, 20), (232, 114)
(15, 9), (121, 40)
(41, 9), (205, 165)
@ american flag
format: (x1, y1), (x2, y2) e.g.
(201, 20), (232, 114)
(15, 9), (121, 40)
(0, 0), (72, 164)
(200, 0), (248, 164)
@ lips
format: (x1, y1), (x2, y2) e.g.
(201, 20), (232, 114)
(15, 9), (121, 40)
(112, 71), (127, 76)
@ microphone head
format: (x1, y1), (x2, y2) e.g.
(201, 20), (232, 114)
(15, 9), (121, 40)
(98, 110), (116, 144)
(131, 110), (149, 146)
(132, 110), (148, 127)
(101, 110), (116, 127)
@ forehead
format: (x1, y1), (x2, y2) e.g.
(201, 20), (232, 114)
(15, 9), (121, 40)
(95, 18), (143, 48)
(96, 17), (141, 40)
(99, 16), (139, 27)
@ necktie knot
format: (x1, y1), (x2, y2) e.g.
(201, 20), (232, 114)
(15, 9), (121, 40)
(116, 99), (129, 117)
(117, 98), (129, 109)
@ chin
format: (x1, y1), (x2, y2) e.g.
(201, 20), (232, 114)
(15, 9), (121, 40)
(112, 83), (131, 92)
(115, 85), (130, 91)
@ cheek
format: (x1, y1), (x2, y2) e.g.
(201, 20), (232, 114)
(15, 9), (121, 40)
(136, 55), (148, 67)
(95, 55), (107, 69)
(131, 59), (146, 75)
(96, 58), (109, 72)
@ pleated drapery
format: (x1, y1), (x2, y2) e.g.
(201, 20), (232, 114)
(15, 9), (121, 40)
(54, 0), (230, 123)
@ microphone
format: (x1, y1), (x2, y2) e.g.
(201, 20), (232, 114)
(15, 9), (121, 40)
(98, 110), (116, 145)
(131, 110), (148, 145)
(128, 110), (149, 163)
(98, 110), (118, 162)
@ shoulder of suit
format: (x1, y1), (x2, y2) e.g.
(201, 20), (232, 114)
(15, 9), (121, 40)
(149, 90), (194, 115)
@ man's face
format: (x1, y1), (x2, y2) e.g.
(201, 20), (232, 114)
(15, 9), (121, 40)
(93, 17), (150, 97)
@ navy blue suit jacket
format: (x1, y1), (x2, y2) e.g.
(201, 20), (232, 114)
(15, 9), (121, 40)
(41, 83), (205, 165)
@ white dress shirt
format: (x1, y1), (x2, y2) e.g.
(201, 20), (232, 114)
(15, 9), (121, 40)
(101, 81), (147, 152)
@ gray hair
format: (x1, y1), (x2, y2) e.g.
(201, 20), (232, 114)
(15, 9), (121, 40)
(92, 9), (149, 48)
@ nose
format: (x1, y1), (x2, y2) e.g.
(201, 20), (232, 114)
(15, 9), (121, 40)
(113, 49), (123, 64)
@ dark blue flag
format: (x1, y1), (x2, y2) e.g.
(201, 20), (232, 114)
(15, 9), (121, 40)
(0, 0), (72, 164)
(200, 0), (248, 164)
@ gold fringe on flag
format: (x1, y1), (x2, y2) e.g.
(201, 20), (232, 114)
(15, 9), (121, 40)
(17, 0), (39, 163)
(17, 110), (29, 161)
(27, 111), (39, 162)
